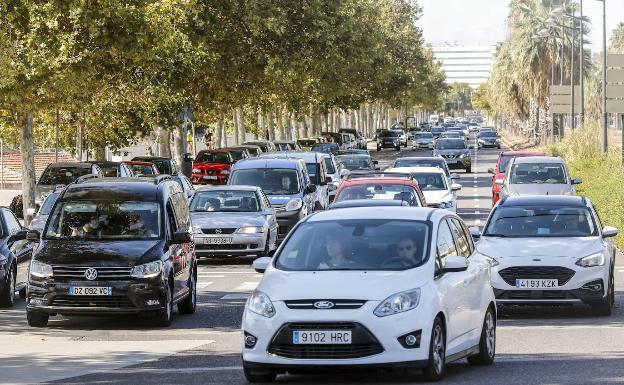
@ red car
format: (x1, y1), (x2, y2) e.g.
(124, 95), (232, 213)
(192, 150), (234, 185)
(488, 151), (546, 204)
(333, 175), (427, 207)
(124, 161), (160, 176)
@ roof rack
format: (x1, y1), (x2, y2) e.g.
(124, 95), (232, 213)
(74, 174), (101, 184)
(345, 171), (414, 180)
(153, 175), (173, 185)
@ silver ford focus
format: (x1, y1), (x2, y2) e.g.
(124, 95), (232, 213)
(190, 186), (279, 259)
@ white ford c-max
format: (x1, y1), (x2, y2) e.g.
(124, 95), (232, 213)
(242, 207), (496, 382)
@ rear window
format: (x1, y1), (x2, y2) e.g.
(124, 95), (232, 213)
(336, 184), (420, 206)
(485, 206), (597, 237)
(196, 152), (231, 164)
(39, 167), (91, 185)
(510, 163), (566, 184)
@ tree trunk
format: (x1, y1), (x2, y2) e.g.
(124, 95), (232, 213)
(267, 110), (275, 140)
(276, 107), (284, 140)
(20, 112), (36, 225)
(236, 107), (245, 144)
(93, 147), (106, 161)
(76, 121), (83, 161)
(172, 125), (185, 169)
(158, 127), (171, 158)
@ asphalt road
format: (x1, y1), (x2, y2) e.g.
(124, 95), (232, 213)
(1, 139), (623, 385)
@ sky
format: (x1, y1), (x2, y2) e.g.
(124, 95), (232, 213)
(418, 0), (624, 52)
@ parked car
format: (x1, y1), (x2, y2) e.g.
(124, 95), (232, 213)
(335, 154), (377, 172)
(472, 195), (618, 315)
(334, 174), (426, 207)
(125, 161), (160, 177)
(273, 141), (302, 151)
(411, 131), (435, 150)
(189, 186), (278, 259)
(321, 132), (353, 150)
(339, 128), (367, 150)
(376, 130), (401, 151)
(0, 207), (32, 307)
(131, 156), (178, 175)
(29, 187), (63, 233)
(296, 138), (321, 151)
(432, 138), (472, 173)
(311, 142), (340, 154)
(243, 207), (496, 382)
(386, 167), (462, 212)
(477, 131), (501, 149)
(228, 158), (320, 242)
(94, 161), (135, 178)
(237, 145), (264, 157)
(191, 150), (234, 185)
(25, 176), (197, 327)
(497, 156), (581, 200)
(243, 141), (277, 153)
(487, 151), (545, 204)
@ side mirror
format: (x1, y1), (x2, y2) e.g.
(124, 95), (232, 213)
(572, 178), (583, 185)
(305, 184), (317, 193)
(487, 168), (495, 174)
(602, 226), (619, 238)
(469, 226), (481, 239)
(451, 183), (462, 191)
(495, 178), (504, 185)
(441, 255), (468, 273)
(450, 173), (460, 180)
(253, 256), (271, 273)
(8, 229), (28, 244)
(171, 230), (192, 244)
(26, 230), (41, 242)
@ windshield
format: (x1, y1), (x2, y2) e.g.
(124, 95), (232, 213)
(39, 167), (91, 185)
(479, 132), (498, 138)
(99, 166), (119, 177)
(441, 132), (461, 138)
(435, 139), (466, 150)
(229, 168), (300, 195)
(336, 184), (420, 206)
(323, 157), (336, 174)
(150, 160), (171, 174)
(415, 133), (433, 139)
(127, 163), (157, 176)
(379, 131), (398, 138)
(190, 190), (260, 212)
(337, 156), (373, 171)
(484, 206), (597, 237)
(38, 193), (60, 215)
(305, 163), (320, 185)
(312, 144), (338, 154)
(228, 150), (245, 161)
(45, 201), (161, 240)
(412, 173), (447, 190)
(510, 163), (567, 184)
(276, 219), (430, 271)
(298, 140), (316, 147)
(196, 152), (231, 163)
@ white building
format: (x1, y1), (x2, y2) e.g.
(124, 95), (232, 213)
(430, 45), (496, 88)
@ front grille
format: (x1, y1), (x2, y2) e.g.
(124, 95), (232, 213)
(285, 300), (367, 310)
(273, 205), (286, 213)
(51, 295), (135, 308)
(441, 154), (458, 158)
(268, 322), (384, 360)
(498, 266), (575, 286)
(505, 290), (567, 300)
(52, 266), (132, 281)
(201, 228), (236, 235)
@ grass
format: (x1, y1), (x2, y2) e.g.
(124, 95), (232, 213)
(546, 123), (624, 250)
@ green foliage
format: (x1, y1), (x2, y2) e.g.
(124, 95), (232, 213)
(472, 84), (491, 113)
(445, 82), (472, 115)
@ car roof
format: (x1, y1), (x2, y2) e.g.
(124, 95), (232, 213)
(198, 149), (229, 154)
(93, 161), (121, 166)
(258, 151), (322, 162)
(306, 206), (444, 222)
(387, 166), (445, 174)
(335, 153), (369, 158)
(500, 195), (588, 207)
(194, 185), (260, 192)
(329, 199), (408, 209)
(511, 156), (564, 164)
(501, 151), (546, 156)
(61, 178), (166, 201)
(132, 156), (170, 161)
(47, 162), (94, 168)
(231, 158), (303, 169)
(125, 161), (154, 165)
(395, 157), (443, 162)
(273, 140), (296, 144)
(341, 177), (414, 186)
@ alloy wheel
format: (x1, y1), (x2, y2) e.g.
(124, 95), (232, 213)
(432, 324), (445, 374)
(485, 311), (495, 358)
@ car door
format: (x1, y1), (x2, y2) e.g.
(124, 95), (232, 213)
(299, 166), (315, 214)
(435, 218), (473, 354)
(170, 191), (192, 299)
(260, 191), (279, 247)
(1, 209), (30, 291)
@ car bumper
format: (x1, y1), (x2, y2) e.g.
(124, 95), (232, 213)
(191, 174), (229, 185)
(478, 142), (500, 148)
(377, 142), (400, 148)
(412, 142), (434, 149)
(193, 234), (266, 257)
(242, 301), (434, 367)
(441, 158), (471, 169)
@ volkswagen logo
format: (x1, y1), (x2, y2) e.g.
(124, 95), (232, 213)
(214, 228), (222, 234)
(84, 268), (98, 281)
(313, 300), (335, 309)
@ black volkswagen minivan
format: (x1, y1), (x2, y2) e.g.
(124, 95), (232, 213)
(26, 176), (197, 327)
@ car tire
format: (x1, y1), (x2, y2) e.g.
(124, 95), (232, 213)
(466, 166), (472, 173)
(422, 317), (446, 381)
(591, 270), (614, 316)
(178, 270), (197, 315)
(377, 147), (381, 152)
(243, 363), (277, 383)
(468, 306), (496, 366)
(395, 145), (400, 151)
(0, 264), (16, 308)
(155, 279), (174, 327)
(19, 287), (27, 299)
(27, 310), (49, 327)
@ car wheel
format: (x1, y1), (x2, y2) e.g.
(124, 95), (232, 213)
(466, 166), (472, 173)
(243, 363), (276, 383)
(468, 306), (496, 366)
(592, 270), (614, 316)
(395, 145), (400, 151)
(422, 317), (446, 381)
(0, 264), (16, 307)
(27, 310), (49, 327)
(19, 287), (27, 299)
(377, 147), (381, 152)
(155, 279), (174, 326)
(178, 270), (197, 315)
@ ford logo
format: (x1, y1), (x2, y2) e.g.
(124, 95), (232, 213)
(313, 301), (335, 309)
(84, 268), (98, 281)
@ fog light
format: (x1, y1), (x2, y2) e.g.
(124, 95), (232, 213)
(146, 299), (160, 306)
(244, 332), (257, 348)
(398, 329), (421, 349)
(405, 334), (418, 346)
(581, 280), (603, 292)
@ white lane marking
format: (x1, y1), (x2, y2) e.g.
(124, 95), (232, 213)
(198, 275), (225, 278)
(617, 269), (624, 273)
(474, 198), (479, 201)
(495, 355), (624, 363)
(254, 274), (264, 278)
(196, 271), (256, 274)
(198, 282), (213, 288)
(113, 366), (243, 374)
(220, 293), (250, 300)
(475, 219), (481, 224)
(235, 281), (259, 292)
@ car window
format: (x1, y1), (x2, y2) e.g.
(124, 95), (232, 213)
(171, 193), (190, 231)
(448, 218), (471, 258)
(305, 163), (320, 185)
(336, 184), (417, 204)
(484, 206), (598, 237)
(196, 152), (231, 163)
(323, 157), (336, 174)
(190, 190), (261, 212)
(38, 166), (91, 185)
(436, 219), (457, 269)
(229, 168), (301, 195)
(510, 163), (566, 184)
(2, 209), (21, 235)
(166, 202), (177, 237)
(38, 193), (60, 215)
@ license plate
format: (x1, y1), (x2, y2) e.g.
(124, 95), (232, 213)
(292, 331), (352, 345)
(515, 279), (558, 289)
(203, 175), (218, 180)
(70, 287), (112, 296)
(204, 237), (233, 245)
(445, 159), (457, 163)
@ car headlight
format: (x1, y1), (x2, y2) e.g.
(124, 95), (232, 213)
(285, 198), (303, 212)
(192, 168), (201, 173)
(576, 252), (605, 267)
(481, 254), (499, 267)
(30, 260), (53, 278)
(237, 226), (263, 234)
(247, 290), (275, 318)
(130, 260), (163, 278)
(437, 200), (454, 209)
(220, 170), (230, 175)
(459, 153), (466, 158)
(374, 288), (421, 317)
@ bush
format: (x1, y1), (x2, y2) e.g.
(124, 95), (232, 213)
(547, 123), (624, 250)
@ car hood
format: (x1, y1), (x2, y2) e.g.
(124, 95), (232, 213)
(477, 236), (603, 262)
(433, 149), (468, 156)
(423, 190), (452, 204)
(267, 194), (300, 206)
(35, 239), (165, 266)
(508, 184), (573, 196)
(191, 212), (265, 229)
(259, 270), (429, 301)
